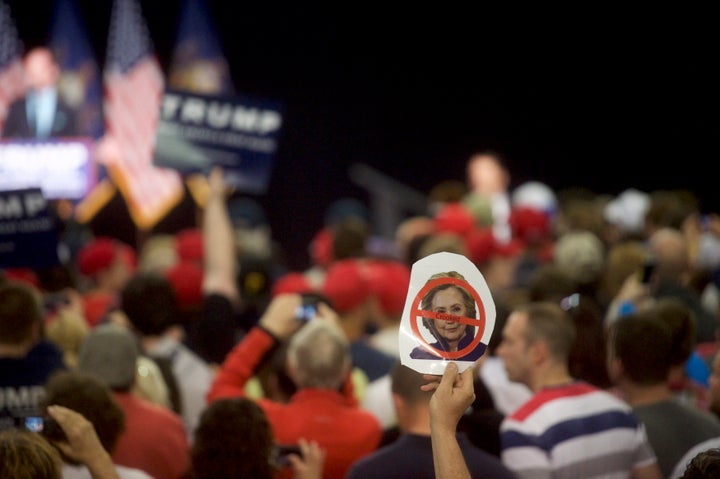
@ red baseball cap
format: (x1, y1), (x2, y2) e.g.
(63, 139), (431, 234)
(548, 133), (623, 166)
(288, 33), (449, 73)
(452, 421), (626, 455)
(175, 228), (204, 263)
(271, 271), (315, 297)
(321, 258), (371, 313)
(77, 237), (135, 277)
(164, 261), (204, 310)
(365, 259), (410, 317)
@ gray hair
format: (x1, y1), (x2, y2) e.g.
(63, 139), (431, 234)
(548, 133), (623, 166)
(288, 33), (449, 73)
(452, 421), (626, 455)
(287, 320), (350, 389)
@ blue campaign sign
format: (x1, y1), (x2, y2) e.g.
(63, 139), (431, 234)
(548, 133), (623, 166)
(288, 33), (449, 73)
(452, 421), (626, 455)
(153, 89), (283, 194)
(0, 188), (60, 269)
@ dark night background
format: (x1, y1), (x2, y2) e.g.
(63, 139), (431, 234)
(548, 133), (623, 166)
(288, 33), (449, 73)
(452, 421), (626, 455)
(6, 2), (719, 270)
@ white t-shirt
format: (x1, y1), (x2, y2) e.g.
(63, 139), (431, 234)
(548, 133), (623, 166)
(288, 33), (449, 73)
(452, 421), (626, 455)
(479, 355), (532, 416)
(62, 462), (154, 479)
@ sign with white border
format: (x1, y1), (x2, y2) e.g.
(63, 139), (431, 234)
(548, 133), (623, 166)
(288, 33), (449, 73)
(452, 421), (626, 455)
(399, 252), (496, 375)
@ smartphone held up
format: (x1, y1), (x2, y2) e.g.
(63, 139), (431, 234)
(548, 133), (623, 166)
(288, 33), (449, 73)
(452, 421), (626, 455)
(294, 293), (324, 322)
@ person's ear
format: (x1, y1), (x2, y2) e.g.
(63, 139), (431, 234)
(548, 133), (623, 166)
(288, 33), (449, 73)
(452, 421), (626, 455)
(391, 392), (405, 416)
(285, 356), (300, 386)
(529, 339), (548, 365)
(607, 356), (623, 381)
(30, 320), (41, 342)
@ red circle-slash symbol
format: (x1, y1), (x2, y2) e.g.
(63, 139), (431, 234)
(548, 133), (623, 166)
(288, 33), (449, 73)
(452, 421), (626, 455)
(410, 276), (486, 359)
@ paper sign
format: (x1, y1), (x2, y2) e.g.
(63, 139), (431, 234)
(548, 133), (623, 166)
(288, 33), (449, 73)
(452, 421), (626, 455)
(399, 252), (496, 375)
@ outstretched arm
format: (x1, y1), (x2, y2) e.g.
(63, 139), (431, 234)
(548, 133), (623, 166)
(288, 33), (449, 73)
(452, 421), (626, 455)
(207, 293), (306, 402)
(422, 362), (475, 479)
(202, 166), (240, 302)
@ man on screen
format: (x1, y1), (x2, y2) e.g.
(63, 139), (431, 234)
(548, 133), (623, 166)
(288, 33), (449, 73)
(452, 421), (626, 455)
(2, 47), (79, 140)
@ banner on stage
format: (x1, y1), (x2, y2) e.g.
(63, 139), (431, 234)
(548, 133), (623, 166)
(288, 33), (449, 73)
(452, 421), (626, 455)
(0, 138), (95, 200)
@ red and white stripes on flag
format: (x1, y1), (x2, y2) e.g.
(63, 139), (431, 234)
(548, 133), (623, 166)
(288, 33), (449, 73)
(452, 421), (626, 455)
(102, 0), (183, 229)
(0, 1), (26, 135)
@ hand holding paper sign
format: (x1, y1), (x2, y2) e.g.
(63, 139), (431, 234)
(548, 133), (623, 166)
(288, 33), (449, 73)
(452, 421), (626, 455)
(422, 362), (475, 479)
(399, 252), (496, 375)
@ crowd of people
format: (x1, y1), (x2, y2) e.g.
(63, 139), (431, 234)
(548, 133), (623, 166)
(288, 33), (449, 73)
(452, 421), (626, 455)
(3, 149), (720, 478)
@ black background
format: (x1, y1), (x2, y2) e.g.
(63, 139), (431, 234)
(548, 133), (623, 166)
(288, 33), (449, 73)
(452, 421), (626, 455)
(6, 2), (719, 269)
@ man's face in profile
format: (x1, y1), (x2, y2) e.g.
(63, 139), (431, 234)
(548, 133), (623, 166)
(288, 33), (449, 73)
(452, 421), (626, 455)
(497, 311), (532, 386)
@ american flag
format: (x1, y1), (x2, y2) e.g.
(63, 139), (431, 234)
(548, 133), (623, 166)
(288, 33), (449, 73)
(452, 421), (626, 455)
(0, 0), (26, 136)
(49, 0), (104, 140)
(103, 0), (183, 230)
(168, 0), (234, 205)
(168, 0), (234, 95)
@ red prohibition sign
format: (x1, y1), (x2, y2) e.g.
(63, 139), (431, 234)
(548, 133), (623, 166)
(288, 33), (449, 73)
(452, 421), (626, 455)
(410, 276), (486, 360)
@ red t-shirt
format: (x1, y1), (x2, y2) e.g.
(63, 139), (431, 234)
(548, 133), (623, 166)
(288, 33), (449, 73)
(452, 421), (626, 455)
(112, 392), (190, 479)
(208, 327), (383, 479)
